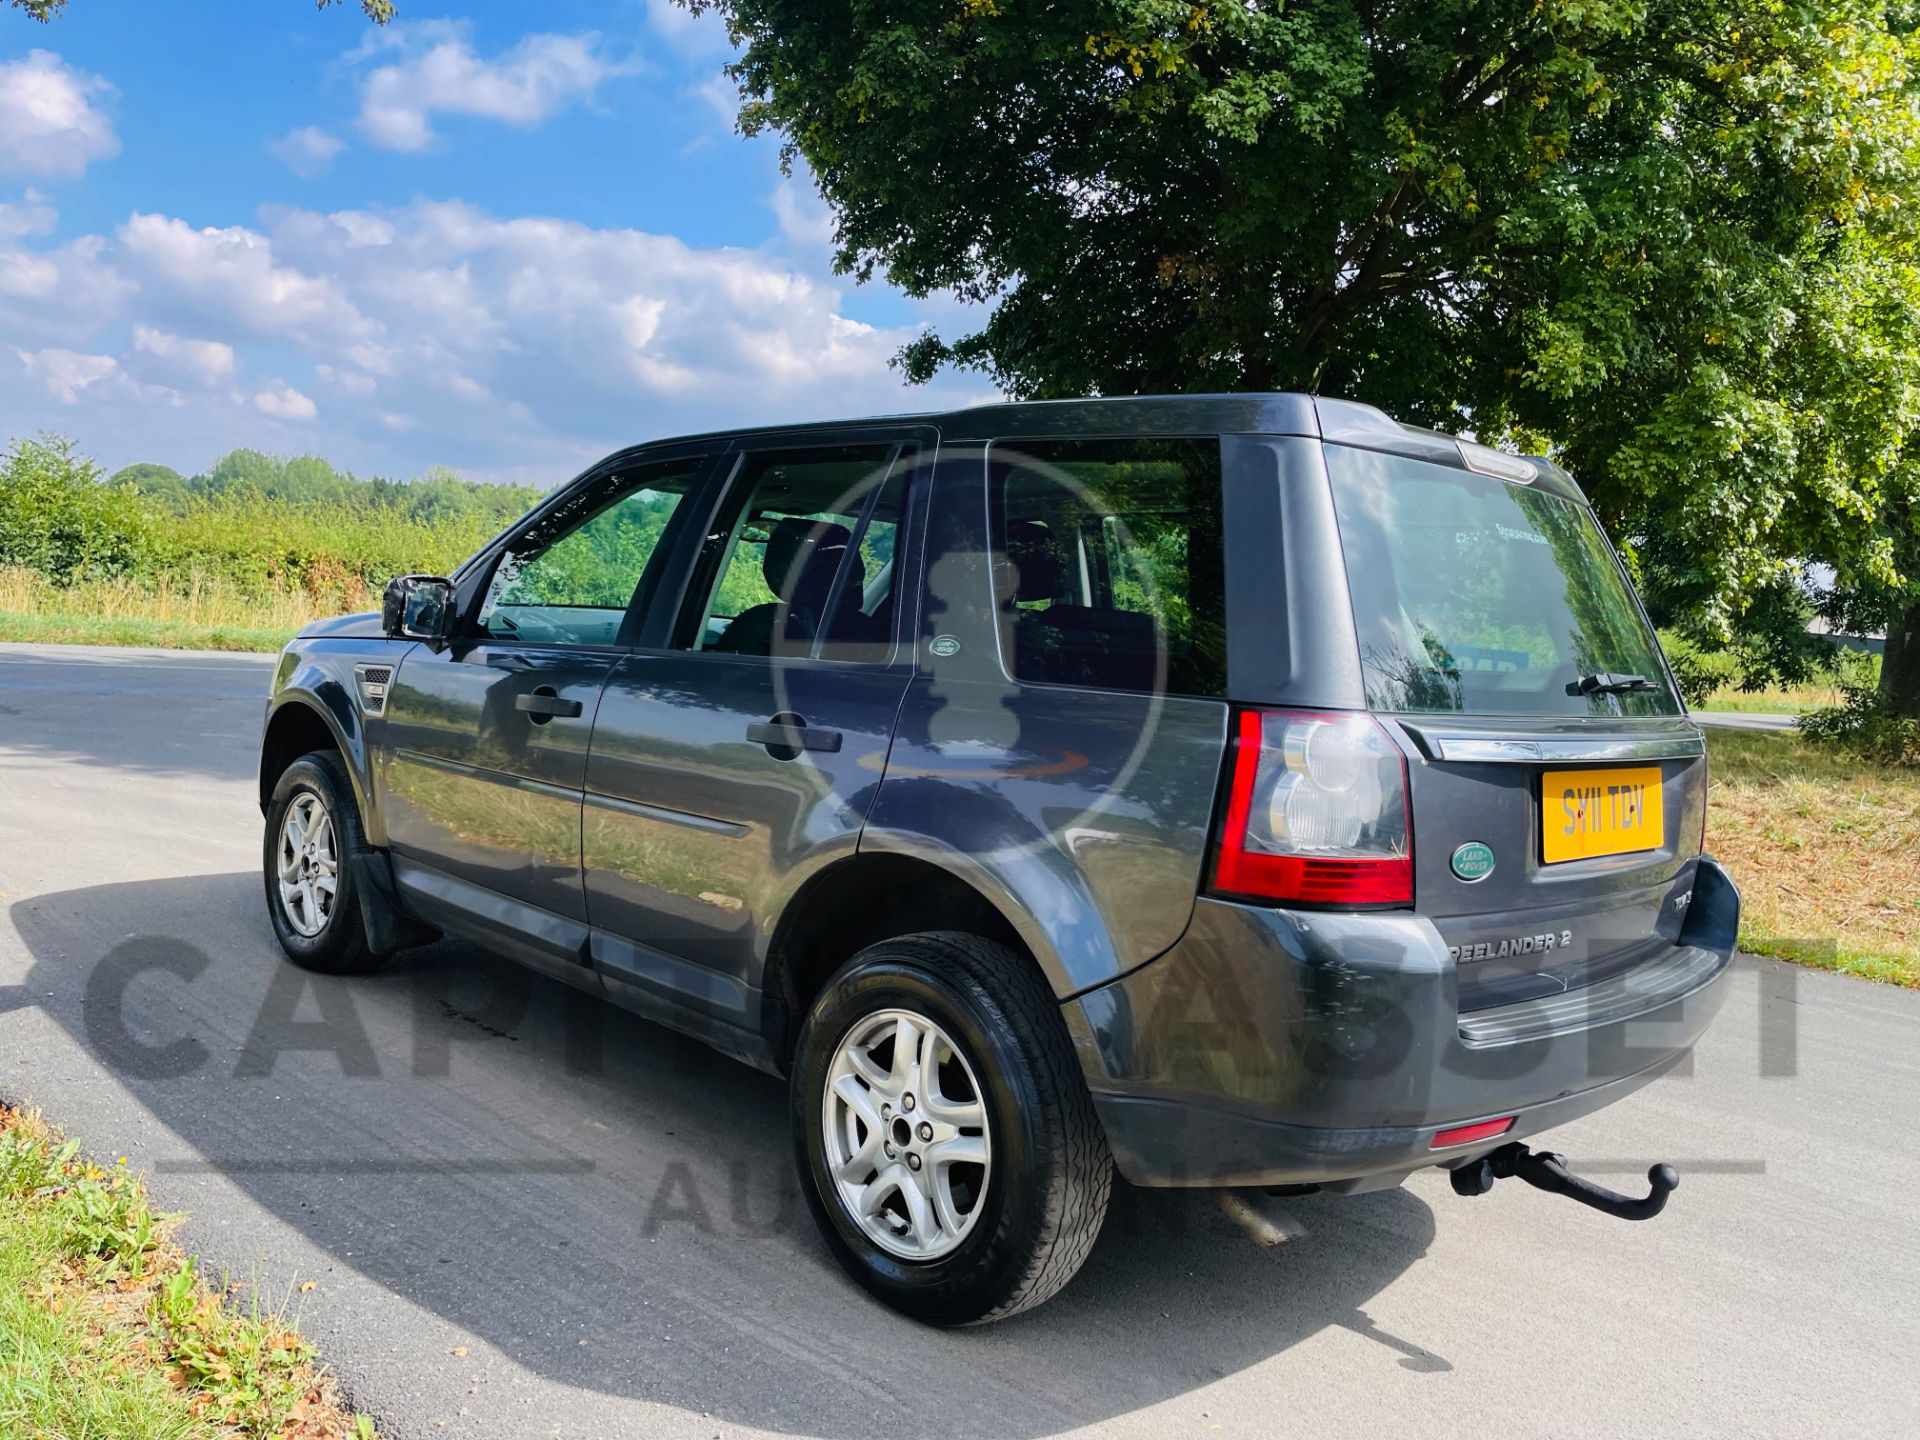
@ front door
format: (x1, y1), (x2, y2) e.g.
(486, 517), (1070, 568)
(380, 453), (710, 979)
(582, 435), (927, 1038)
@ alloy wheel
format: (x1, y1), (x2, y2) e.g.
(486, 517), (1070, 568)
(822, 1008), (992, 1261)
(276, 790), (338, 938)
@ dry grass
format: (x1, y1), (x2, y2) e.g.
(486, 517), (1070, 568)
(1694, 678), (1849, 715)
(1705, 729), (1920, 986)
(0, 565), (342, 630)
(0, 566), (341, 651)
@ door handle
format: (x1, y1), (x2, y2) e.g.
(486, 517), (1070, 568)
(746, 718), (844, 755)
(517, 689), (583, 720)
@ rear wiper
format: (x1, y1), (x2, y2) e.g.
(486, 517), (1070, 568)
(1567, 672), (1658, 697)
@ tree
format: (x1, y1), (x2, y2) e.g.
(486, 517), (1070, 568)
(8, 0), (392, 21)
(695, 0), (1920, 715)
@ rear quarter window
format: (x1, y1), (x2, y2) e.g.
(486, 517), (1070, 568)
(987, 437), (1226, 697)
(1325, 445), (1680, 717)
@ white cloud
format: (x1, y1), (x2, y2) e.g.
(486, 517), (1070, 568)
(771, 175), (836, 253)
(253, 382), (318, 421)
(269, 126), (345, 178)
(0, 195), (987, 481)
(0, 189), (56, 240)
(117, 212), (370, 345)
(15, 346), (118, 403)
(356, 28), (631, 152)
(691, 73), (739, 131)
(643, 0), (735, 58)
(131, 326), (236, 385)
(0, 51), (119, 180)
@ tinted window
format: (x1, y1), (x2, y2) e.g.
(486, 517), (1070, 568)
(685, 444), (910, 662)
(989, 437), (1226, 697)
(476, 458), (702, 647)
(1325, 445), (1680, 716)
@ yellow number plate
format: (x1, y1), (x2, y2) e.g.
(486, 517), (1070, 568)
(1542, 765), (1663, 864)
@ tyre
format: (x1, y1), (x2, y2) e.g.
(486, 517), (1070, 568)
(792, 931), (1111, 1324)
(262, 751), (383, 975)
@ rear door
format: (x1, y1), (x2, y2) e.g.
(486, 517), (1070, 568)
(581, 431), (929, 1038)
(379, 453), (711, 981)
(1317, 442), (1706, 1009)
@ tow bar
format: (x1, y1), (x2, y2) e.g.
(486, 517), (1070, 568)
(1449, 1142), (1679, 1221)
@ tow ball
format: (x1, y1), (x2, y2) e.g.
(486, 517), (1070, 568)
(1449, 1142), (1679, 1222)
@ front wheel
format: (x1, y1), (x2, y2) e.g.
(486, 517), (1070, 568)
(792, 932), (1111, 1325)
(262, 752), (382, 975)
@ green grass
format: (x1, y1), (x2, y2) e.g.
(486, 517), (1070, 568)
(0, 610), (296, 652)
(0, 1105), (376, 1439)
(1705, 729), (1920, 987)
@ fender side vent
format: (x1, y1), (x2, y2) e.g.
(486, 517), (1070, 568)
(354, 664), (392, 715)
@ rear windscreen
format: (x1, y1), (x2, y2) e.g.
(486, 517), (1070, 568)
(1325, 445), (1680, 717)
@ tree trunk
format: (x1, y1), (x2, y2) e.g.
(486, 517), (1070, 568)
(1879, 594), (1920, 719)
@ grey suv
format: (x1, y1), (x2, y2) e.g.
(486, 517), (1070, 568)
(257, 394), (1738, 1324)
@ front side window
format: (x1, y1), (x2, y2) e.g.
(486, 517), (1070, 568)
(477, 457), (704, 647)
(989, 437), (1227, 697)
(684, 444), (912, 662)
(1325, 445), (1680, 716)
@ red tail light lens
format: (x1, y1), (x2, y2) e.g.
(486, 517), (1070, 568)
(1211, 709), (1413, 906)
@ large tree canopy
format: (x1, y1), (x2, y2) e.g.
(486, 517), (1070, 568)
(697, 0), (1920, 709)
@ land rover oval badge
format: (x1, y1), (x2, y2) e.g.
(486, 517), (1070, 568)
(929, 635), (961, 657)
(1451, 841), (1496, 882)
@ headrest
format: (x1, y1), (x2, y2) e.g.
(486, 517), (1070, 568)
(1003, 519), (1067, 603)
(764, 517), (855, 601)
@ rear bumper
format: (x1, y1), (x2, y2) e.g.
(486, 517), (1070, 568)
(1062, 857), (1740, 1189)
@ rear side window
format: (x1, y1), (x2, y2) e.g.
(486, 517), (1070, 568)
(1325, 445), (1680, 716)
(989, 437), (1226, 697)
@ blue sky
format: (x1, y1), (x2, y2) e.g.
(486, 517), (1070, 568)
(0, 0), (990, 485)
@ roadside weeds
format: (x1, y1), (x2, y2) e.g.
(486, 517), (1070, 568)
(0, 1102), (378, 1439)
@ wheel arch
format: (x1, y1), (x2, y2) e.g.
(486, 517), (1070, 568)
(259, 686), (379, 842)
(761, 851), (1036, 1070)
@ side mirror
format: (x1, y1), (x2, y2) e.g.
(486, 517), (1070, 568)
(382, 574), (457, 644)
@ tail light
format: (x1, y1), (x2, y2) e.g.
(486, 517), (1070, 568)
(1210, 708), (1413, 906)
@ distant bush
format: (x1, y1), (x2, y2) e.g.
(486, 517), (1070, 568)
(5, 435), (544, 617)
(1657, 629), (1737, 707)
(0, 436), (155, 584)
(1799, 650), (1920, 767)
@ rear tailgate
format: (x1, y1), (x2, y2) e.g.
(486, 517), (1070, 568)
(1318, 440), (1706, 1010)
(1390, 716), (1706, 1010)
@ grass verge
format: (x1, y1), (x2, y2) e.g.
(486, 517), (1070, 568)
(1705, 729), (1920, 987)
(0, 1103), (375, 1439)
(0, 566), (327, 653)
(0, 611), (295, 652)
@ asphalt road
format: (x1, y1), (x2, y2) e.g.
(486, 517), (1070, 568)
(1, 641), (1914, 1440)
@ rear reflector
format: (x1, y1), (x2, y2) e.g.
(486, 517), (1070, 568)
(1431, 1116), (1516, 1150)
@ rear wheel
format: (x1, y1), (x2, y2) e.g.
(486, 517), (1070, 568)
(792, 931), (1111, 1324)
(262, 752), (383, 974)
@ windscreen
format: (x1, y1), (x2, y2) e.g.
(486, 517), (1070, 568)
(1325, 445), (1680, 717)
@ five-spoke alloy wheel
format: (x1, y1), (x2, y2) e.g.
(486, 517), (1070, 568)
(263, 750), (380, 974)
(275, 790), (338, 938)
(794, 931), (1111, 1325)
(823, 1008), (992, 1261)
